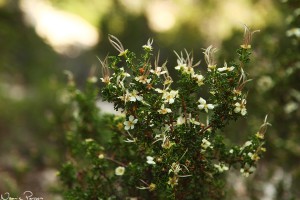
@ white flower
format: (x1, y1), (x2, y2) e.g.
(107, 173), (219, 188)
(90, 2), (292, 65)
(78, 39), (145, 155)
(163, 76), (173, 86)
(186, 67), (194, 75)
(142, 38), (153, 51)
(100, 76), (111, 84)
(174, 51), (187, 71)
(174, 50), (199, 75)
(124, 115), (138, 130)
(146, 156), (156, 165)
(161, 137), (175, 149)
(150, 67), (167, 77)
(257, 75), (273, 92)
(98, 154), (104, 159)
(176, 115), (186, 125)
(201, 138), (211, 150)
(234, 99), (247, 115)
(155, 88), (165, 94)
(240, 141), (252, 151)
(85, 138), (94, 143)
(158, 104), (172, 114)
(98, 56), (111, 84)
(250, 153), (260, 161)
(175, 62), (187, 71)
(286, 28), (300, 37)
(115, 68), (130, 88)
(203, 45), (217, 71)
(129, 90), (143, 102)
(284, 101), (299, 114)
(124, 137), (137, 143)
(244, 141), (252, 147)
(214, 163), (229, 173)
(217, 62), (234, 72)
(240, 25), (260, 49)
(189, 118), (200, 125)
(163, 124), (171, 132)
(248, 152), (254, 158)
(198, 97), (214, 113)
(162, 90), (179, 104)
(115, 166), (125, 176)
(169, 162), (182, 175)
(175, 63), (194, 75)
(240, 163), (256, 177)
(192, 74), (204, 86)
(108, 34), (128, 56)
(167, 176), (178, 188)
(229, 149), (234, 154)
(119, 67), (130, 77)
(135, 75), (151, 84)
(118, 90), (130, 103)
(88, 76), (98, 83)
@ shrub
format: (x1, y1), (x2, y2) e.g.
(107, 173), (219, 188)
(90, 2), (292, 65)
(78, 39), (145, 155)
(59, 26), (270, 200)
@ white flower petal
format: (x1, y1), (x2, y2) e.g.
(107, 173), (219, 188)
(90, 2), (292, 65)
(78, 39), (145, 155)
(234, 107), (241, 113)
(207, 104), (214, 109)
(198, 105), (204, 109)
(199, 97), (206, 104)
(241, 109), (247, 116)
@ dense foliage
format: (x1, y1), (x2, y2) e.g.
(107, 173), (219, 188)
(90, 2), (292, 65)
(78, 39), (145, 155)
(59, 27), (269, 199)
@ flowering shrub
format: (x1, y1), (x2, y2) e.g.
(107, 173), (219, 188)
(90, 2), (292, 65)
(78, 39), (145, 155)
(59, 26), (270, 199)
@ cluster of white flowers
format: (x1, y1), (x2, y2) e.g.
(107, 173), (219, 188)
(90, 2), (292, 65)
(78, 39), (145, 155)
(174, 51), (204, 84)
(97, 35), (267, 193)
(201, 138), (212, 151)
(167, 161), (191, 188)
(240, 163), (256, 177)
(214, 163), (229, 173)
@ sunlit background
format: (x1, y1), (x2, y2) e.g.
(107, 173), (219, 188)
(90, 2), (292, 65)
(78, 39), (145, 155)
(0, 0), (299, 199)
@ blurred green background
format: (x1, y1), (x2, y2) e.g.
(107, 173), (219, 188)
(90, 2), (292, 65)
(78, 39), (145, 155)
(0, 0), (299, 199)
